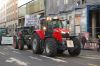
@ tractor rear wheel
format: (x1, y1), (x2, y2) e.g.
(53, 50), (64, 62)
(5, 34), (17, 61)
(18, 39), (24, 50)
(32, 33), (43, 54)
(68, 38), (81, 56)
(13, 36), (18, 49)
(45, 38), (57, 57)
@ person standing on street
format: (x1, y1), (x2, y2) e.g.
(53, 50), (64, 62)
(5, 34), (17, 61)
(81, 35), (87, 49)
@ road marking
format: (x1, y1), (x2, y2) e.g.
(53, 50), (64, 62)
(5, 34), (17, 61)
(12, 51), (21, 54)
(83, 55), (100, 57)
(29, 56), (42, 61)
(80, 56), (100, 60)
(4, 48), (8, 50)
(26, 50), (32, 52)
(57, 57), (66, 60)
(40, 55), (68, 63)
(0, 52), (5, 55)
(88, 63), (98, 66)
(5, 57), (28, 66)
(7, 46), (13, 49)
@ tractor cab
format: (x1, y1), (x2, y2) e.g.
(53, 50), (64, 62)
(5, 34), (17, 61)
(40, 16), (70, 38)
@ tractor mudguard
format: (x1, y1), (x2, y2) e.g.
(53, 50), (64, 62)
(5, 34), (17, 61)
(52, 32), (62, 42)
(35, 30), (45, 40)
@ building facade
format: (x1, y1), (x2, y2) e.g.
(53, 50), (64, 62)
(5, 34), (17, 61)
(0, 0), (18, 36)
(65, 0), (100, 38)
(0, 1), (7, 28)
(0, 0), (99, 37)
(45, 0), (100, 38)
(18, 0), (45, 27)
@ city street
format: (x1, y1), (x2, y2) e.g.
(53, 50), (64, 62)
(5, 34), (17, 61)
(0, 45), (100, 66)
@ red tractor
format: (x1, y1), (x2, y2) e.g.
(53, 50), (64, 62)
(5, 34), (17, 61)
(31, 16), (81, 57)
(13, 16), (81, 57)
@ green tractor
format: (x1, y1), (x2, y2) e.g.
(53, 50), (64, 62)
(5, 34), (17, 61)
(13, 27), (33, 50)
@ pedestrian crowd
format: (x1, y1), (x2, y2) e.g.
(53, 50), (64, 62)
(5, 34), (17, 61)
(78, 32), (100, 52)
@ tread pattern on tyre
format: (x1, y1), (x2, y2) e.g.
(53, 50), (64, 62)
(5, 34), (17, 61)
(32, 33), (43, 54)
(45, 38), (57, 57)
(68, 38), (81, 56)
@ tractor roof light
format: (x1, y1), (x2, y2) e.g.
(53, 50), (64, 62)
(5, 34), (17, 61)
(61, 31), (66, 34)
(43, 26), (46, 31)
(53, 16), (59, 19)
(46, 17), (52, 21)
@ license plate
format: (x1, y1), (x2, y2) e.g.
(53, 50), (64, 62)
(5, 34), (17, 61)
(66, 40), (74, 47)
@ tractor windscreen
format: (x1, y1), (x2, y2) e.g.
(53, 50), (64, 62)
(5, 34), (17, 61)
(48, 20), (63, 28)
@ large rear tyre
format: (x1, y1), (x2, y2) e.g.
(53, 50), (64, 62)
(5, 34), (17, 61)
(68, 38), (81, 56)
(32, 33), (43, 54)
(45, 38), (57, 57)
(57, 50), (64, 54)
(13, 36), (18, 49)
(18, 39), (24, 50)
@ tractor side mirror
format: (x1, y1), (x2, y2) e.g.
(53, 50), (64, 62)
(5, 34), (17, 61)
(67, 20), (70, 24)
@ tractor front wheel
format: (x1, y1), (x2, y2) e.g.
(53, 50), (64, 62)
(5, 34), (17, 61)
(68, 38), (81, 56)
(32, 33), (43, 54)
(45, 38), (57, 57)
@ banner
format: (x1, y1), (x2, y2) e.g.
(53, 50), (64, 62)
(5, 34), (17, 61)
(24, 15), (40, 27)
(1, 37), (13, 44)
(84, 42), (97, 50)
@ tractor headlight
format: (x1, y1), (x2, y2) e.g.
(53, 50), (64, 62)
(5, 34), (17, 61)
(61, 31), (66, 34)
(29, 37), (31, 39)
(43, 26), (46, 31)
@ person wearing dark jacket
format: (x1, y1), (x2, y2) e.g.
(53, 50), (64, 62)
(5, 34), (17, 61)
(81, 35), (87, 49)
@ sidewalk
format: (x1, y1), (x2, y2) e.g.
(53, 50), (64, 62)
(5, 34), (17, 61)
(80, 50), (100, 56)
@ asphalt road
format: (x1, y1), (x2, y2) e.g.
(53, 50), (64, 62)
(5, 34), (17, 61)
(0, 45), (100, 66)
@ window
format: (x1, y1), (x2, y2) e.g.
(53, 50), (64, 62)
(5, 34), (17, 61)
(82, 0), (86, 4)
(76, 1), (81, 6)
(57, 0), (60, 6)
(64, 0), (68, 4)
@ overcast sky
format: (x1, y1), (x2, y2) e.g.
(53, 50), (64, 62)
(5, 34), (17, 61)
(0, 0), (32, 7)
(18, 0), (32, 7)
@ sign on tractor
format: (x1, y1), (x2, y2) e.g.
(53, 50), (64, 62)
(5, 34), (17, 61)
(24, 15), (40, 27)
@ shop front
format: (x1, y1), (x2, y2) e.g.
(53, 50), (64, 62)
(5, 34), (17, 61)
(66, 8), (87, 36)
(87, 5), (100, 38)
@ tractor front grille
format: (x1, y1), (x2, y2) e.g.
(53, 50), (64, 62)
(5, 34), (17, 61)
(62, 33), (69, 38)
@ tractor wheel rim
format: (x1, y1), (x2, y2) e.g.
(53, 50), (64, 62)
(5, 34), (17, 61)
(46, 44), (50, 53)
(32, 39), (37, 50)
